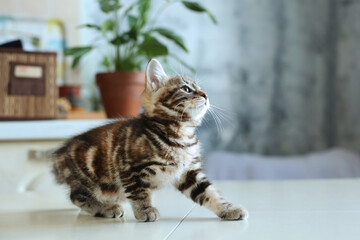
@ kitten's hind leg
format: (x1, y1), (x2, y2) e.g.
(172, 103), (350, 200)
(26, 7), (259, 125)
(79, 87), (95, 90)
(70, 188), (124, 218)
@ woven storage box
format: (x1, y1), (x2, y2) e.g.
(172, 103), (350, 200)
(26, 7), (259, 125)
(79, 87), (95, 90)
(0, 48), (57, 120)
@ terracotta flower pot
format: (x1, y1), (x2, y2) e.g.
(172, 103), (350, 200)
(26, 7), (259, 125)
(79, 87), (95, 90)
(96, 71), (145, 118)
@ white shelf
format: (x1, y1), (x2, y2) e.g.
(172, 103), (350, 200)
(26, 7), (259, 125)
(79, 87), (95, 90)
(0, 119), (111, 141)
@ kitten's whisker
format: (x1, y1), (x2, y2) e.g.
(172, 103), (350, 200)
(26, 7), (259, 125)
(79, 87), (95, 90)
(214, 109), (226, 132)
(179, 64), (186, 78)
(202, 114), (210, 127)
(214, 113), (224, 133)
(211, 108), (225, 133)
(194, 77), (205, 85)
(174, 101), (187, 121)
(210, 104), (235, 118)
(193, 72), (199, 83)
(180, 104), (191, 122)
(174, 101), (186, 110)
(207, 108), (223, 134)
(168, 62), (180, 76)
(210, 111), (222, 134)
(210, 106), (232, 122)
(195, 103), (209, 127)
(209, 104), (236, 128)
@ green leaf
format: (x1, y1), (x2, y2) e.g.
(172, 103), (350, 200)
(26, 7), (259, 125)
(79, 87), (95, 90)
(127, 29), (138, 40)
(72, 56), (82, 69)
(98, 0), (121, 13)
(182, 1), (217, 24)
(110, 28), (139, 46)
(150, 28), (188, 52)
(138, 0), (151, 28)
(110, 34), (130, 46)
(101, 56), (111, 69)
(78, 24), (101, 30)
(119, 2), (138, 29)
(101, 19), (115, 35)
(110, 36), (123, 46)
(123, 2), (138, 17)
(64, 46), (93, 68)
(127, 15), (138, 29)
(116, 58), (141, 71)
(182, 1), (207, 12)
(138, 37), (168, 57)
(207, 12), (217, 24)
(64, 46), (92, 57)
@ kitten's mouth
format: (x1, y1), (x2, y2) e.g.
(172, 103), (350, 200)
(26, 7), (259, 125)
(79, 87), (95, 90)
(195, 98), (209, 107)
(192, 102), (207, 110)
(202, 99), (210, 108)
(192, 99), (209, 117)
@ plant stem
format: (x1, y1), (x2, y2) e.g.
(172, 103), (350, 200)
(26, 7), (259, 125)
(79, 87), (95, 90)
(116, 45), (121, 71)
(114, 8), (121, 71)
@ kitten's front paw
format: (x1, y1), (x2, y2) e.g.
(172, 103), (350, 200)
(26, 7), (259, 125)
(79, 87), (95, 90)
(219, 205), (248, 220)
(134, 206), (160, 222)
(94, 204), (124, 218)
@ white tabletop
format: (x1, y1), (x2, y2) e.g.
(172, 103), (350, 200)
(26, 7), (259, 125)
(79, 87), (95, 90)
(0, 179), (359, 240)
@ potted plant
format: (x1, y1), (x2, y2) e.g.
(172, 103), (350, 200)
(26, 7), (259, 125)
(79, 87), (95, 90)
(65, 0), (216, 118)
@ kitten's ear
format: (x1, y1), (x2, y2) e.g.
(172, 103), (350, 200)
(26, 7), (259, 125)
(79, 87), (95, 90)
(145, 59), (168, 91)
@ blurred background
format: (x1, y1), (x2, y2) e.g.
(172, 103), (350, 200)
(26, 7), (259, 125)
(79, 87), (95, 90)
(0, 0), (360, 190)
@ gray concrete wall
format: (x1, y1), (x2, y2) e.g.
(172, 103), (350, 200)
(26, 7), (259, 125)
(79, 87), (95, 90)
(82, 0), (360, 155)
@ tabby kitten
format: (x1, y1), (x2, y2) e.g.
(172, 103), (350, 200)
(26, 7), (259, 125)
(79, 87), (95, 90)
(53, 59), (248, 221)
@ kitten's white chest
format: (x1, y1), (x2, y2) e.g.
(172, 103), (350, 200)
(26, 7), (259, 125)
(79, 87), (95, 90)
(150, 147), (199, 188)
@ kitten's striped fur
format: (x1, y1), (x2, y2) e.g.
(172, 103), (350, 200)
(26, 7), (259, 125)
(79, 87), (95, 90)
(53, 59), (248, 221)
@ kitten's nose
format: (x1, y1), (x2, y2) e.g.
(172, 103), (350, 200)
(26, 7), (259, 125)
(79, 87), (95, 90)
(200, 92), (207, 100)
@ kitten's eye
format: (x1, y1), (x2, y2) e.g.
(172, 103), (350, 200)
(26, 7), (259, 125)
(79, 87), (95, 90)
(181, 86), (191, 93)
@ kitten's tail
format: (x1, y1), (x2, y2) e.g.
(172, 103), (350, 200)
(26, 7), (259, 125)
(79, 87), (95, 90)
(28, 147), (67, 184)
(51, 146), (68, 185)
(52, 161), (66, 184)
